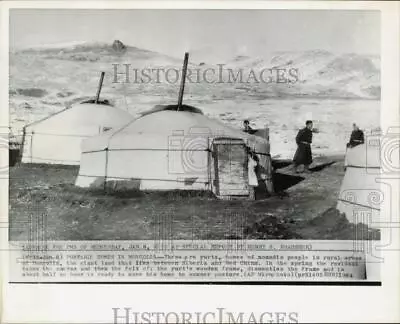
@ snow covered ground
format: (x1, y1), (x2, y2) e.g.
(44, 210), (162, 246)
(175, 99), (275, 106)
(197, 98), (379, 159)
(9, 41), (380, 159)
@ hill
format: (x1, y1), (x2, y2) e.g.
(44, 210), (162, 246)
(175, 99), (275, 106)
(9, 40), (380, 147)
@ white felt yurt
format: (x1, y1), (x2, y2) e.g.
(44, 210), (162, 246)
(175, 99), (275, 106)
(337, 141), (381, 228)
(21, 101), (133, 165)
(75, 105), (272, 199)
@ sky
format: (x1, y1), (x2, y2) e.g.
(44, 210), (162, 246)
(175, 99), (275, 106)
(10, 9), (380, 58)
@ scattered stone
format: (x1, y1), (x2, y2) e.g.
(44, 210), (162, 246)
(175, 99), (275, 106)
(18, 102), (33, 110)
(56, 91), (75, 98)
(243, 215), (302, 239)
(112, 40), (126, 52)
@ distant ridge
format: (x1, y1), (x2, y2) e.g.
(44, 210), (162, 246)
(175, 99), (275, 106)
(10, 40), (380, 100)
(15, 40), (157, 56)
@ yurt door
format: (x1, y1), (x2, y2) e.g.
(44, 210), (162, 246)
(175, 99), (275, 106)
(212, 138), (249, 198)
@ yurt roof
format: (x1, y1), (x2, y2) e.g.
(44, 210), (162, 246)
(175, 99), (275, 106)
(140, 104), (203, 116)
(120, 110), (256, 138)
(24, 102), (132, 131)
(82, 109), (269, 152)
(80, 99), (113, 106)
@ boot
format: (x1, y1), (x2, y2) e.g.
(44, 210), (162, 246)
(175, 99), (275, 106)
(304, 165), (312, 173)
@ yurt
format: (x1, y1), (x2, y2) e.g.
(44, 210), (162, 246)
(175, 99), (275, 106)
(337, 140), (381, 228)
(21, 100), (133, 165)
(75, 104), (272, 199)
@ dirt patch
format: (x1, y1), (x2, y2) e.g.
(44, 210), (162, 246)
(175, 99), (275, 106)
(17, 88), (48, 98)
(294, 207), (380, 240)
(8, 159), (379, 241)
(244, 215), (301, 239)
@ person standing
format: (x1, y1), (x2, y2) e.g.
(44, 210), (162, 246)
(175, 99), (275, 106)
(293, 120), (314, 173)
(347, 123), (364, 148)
(248, 152), (269, 200)
(252, 154), (269, 200)
(248, 152), (258, 199)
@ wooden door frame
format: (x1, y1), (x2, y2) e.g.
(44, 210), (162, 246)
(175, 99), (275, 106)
(211, 137), (249, 198)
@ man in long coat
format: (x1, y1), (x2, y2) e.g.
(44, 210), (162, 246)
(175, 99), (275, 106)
(293, 120), (313, 173)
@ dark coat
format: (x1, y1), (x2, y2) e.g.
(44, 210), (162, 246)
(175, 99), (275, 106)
(347, 130), (364, 148)
(293, 127), (313, 166)
(243, 125), (256, 134)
